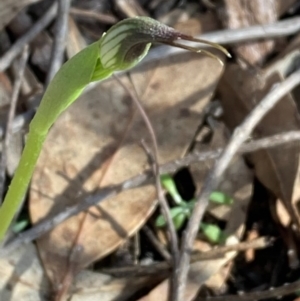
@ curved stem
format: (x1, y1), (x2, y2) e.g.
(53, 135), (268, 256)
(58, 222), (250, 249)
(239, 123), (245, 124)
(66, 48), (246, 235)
(0, 129), (46, 241)
(0, 42), (101, 242)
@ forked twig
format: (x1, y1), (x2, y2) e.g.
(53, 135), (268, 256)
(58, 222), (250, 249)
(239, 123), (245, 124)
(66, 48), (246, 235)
(114, 74), (179, 300)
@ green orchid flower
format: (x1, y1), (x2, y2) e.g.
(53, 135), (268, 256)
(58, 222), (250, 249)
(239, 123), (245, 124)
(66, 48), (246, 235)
(0, 17), (230, 241)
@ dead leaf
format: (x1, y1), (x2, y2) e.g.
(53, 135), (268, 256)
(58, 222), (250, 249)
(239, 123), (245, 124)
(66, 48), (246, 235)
(0, 243), (50, 301)
(66, 16), (87, 59)
(0, 243), (159, 301)
(159, 4), (220, 35)
(219, 0), (278, 65)
(70, 269), (163, 301)
(6, 132), (23, 176)
(137, 236), (238, 301)
(276, 198), (291, 227)
(29, 52), (224, 296)
(218, 63), (300, 228)
(113, 0), (149, 18)
(0, 72), (12, 109)
(245, 229), (259, 262)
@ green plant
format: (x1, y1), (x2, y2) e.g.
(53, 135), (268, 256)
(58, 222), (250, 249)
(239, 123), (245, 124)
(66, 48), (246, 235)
(156, 174), (232, 243)
(0, 17), (230, 242)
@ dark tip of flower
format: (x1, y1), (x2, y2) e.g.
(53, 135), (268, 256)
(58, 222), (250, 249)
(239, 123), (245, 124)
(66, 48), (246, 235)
(177, 34), (231, 58)
(163, 41), (225, 66)
(161, 32), (231, 66)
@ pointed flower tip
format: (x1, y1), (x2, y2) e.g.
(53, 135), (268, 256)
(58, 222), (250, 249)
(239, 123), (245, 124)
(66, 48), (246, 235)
(174, 33), (231, 60)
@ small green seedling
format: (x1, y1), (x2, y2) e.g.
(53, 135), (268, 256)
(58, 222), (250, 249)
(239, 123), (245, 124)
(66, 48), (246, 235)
(0, 17), (230, 242)
(209, 191), (234, 205)
(200, 223), (226, 244)
(156, 174), (232, 243)
(12, 219), (29, 234)
(160, 174), (185, 205)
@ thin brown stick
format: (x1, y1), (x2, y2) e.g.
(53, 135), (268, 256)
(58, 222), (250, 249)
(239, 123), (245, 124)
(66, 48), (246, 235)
(140, 139), (172, 263)
(142, 225), (171, 262)
(2, 130), (300, 254)
(0, 3), (57, 72)
(114, 75), (179, 301)
(174, 70), (300, 301)
(46, 0), (71, 85)
(101, 237), (271, 277)
(0, 46), (29, 203)
(162, 130), (300, 174)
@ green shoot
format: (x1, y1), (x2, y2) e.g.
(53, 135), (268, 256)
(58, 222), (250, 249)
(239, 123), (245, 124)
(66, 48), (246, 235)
(156, 206), (190, 230)
(160, 174), (184, 205)
(156, 174), (232, 243)
(12, 219), (29, 234)
(0, 17), (230, 242)
(209, 191), (234, 205)
(200, 223), (226, 244)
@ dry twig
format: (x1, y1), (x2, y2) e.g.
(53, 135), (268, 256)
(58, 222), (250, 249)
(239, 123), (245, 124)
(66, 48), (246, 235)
(174, 70), (300, 301)
(142, 225), (171, 262)
(100, 237), (271, 277)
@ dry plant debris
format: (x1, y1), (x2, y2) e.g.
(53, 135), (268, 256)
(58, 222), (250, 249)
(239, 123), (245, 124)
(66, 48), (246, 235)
(1, 0), (300, 301)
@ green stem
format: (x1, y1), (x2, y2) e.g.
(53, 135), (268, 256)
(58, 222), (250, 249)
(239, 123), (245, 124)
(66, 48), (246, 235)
(0, 129), (45, 241)
(0, 42), (101, 242)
